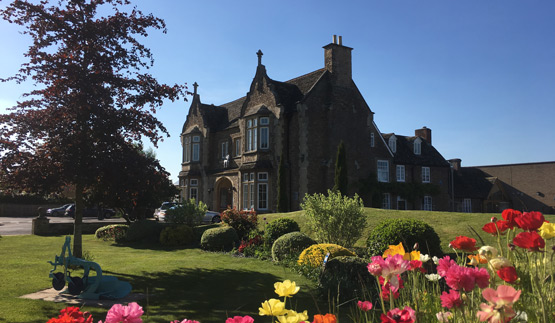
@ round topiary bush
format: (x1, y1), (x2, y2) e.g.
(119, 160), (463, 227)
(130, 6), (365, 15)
(95, 224), (129, 242)
(366, 218), (443, 257)
(159, 225), (194, 247)
(264, 218), (300, 245)
(319, 256), (378, 303)
(298, 243), (356, 268)
(200, 226), (239, 252)
(272, 231), (316, 262)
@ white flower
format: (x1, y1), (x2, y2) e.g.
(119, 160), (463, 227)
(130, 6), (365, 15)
(425, 273), (442, 281)
(489, 257), (512, 270)
(478, 246), (498, 260)
(420, 254), (431, 263)
(432, 256), (439, 265)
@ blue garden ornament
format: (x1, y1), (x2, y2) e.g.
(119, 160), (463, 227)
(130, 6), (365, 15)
(48, 236), (132, 300)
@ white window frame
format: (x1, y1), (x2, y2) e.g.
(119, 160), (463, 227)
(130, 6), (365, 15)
(242, 173), (256, 210)
(189, 179), (198, 201)
(396, 165), (405, 182)
(370, 133), (375, 147)
(389, 136), (396, 153)
(414, 138), (422, 155)
(382, 193), (391, 209)
(221, 141), (228, 160)
(422, 166), (430, 183)
(377, 160), (389, 183)
(423, 196), (433, 211)
(463, 198), (472, 213)
(257, 172), (268, 210)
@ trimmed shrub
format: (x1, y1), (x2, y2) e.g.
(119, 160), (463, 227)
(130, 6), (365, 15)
(164, 199), (207, 226)
(264, 218), (300, 245)
(221, 208), (257, 240)
(366, 218), (443, 257)
(301, 190), (366, 247)
(159, 225), (194, 247)
(200, 226), (239, 252)
(193, 223), (222, 244)
(94, 224), (129, 242)
(319, 256), (377, 303)
(298, 243), (355, 268)
(126, 220), (165, 243)
(272, 231), (316, 262)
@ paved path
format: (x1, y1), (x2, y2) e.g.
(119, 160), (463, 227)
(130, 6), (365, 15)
(0, 216), (126, 236)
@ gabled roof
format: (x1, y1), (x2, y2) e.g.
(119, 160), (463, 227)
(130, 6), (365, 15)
(452, 167), (493, 199)
(382, 133), (450, 167)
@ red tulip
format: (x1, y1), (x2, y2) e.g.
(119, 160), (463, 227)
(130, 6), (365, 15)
(497, 266), (518, 283)
(449, 236), (477, 252)
(514, 211), (545, 231)
(501, 209), (522, 229)
(513, 231), (545, 251)
(482, 221), (509, 236)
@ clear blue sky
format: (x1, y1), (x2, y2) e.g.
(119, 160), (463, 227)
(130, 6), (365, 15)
(1, 1), (554, 183)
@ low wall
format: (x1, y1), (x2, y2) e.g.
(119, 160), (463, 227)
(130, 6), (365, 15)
(0, 203), (60, 217)
(32, 218), (125, 236)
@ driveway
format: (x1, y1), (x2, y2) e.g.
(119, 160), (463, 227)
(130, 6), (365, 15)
(0, 216), (126, 236)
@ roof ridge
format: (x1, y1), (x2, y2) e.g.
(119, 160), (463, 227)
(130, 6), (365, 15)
(285, 68), (326, 84)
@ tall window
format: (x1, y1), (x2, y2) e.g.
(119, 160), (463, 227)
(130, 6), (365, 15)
(221, 141), (229, 159)
(192, 135), (200, 162)
(242, 174), (249, 210)
(377, 160), (389, 183)
(189, 179), (198, 201)
(370, 133), (375, 147)
(183, 136), (191, 162)
(258, 172), (268, 210)
(422, 167), (430, 183)
(235, 138), (241, 156)
(389, 136), (396, 153)
(246, 119), (258, 152)
(249, 173), (255, 210)
(423, 196), (432, 211)
(382, 193), (391, 209)
(463, 199), (472, 213)
(396, 165), (405, 182)
(414, 139), (421, 155)
(260, 117), (269, 149)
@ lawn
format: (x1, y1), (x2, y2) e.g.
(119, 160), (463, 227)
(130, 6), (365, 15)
(2, 208), (553, 323)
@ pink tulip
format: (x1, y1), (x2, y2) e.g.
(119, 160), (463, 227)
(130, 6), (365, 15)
(357, 300), (373, 312)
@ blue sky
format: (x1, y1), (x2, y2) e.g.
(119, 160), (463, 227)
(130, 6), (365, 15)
(1, 1), (554, 183)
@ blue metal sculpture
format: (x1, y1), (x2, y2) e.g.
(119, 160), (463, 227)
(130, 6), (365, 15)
(49, 236), (132, 300)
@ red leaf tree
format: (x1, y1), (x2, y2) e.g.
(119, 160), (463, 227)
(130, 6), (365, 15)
(0, 0), (185, 256)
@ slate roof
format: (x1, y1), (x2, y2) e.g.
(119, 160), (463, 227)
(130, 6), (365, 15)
(452, 167), (493, 199)
(382, 134), (450, 167)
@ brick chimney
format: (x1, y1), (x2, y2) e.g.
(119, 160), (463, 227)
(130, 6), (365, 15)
(415, 126), (432, 145)
(448, 158), (462, 171)
(323, 35), (353, 86)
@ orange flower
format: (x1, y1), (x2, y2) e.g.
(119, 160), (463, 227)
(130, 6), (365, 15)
(467, 254), (487, 266)
(312, 313), (337, 323)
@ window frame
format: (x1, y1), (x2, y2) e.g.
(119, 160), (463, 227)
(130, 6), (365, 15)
(463, 198), (472, 213)
(377, 160), (389, 183)
(423, 196), (433, 211)
(382, 193), (391, 209)
(422, 166), (430, 183)
(396, 165), (405, 182)
(414, 138), (422, 155)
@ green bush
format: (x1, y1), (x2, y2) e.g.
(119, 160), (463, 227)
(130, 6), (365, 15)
(200, 226), (239, 252)
(301, 189), (366, 247)
(264, 218), (300, 245)
(193, 223), (223, 245)
(272, 231), (316, 262)
(125, 220), (165, 243)
(319, 256), (377, 303)
(298, 243), (355, 268)
(366, 218), (443, 257)
(164, 199), (207, 226)
(159, 225), (194, 247)
(221, 208), (257, 240)
(94, 224), (129, 242)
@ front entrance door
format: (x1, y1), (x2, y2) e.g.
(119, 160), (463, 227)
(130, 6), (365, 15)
(216, 178), (233, 211)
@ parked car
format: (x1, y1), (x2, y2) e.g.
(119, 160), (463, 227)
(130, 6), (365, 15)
(46, 204), (72, 217)
(64, 204), (115, 220)
(154, 202), (221, 224)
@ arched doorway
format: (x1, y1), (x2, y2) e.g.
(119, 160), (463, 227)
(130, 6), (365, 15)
(215, 177), (233, 211)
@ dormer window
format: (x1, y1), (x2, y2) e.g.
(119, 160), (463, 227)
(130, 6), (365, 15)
(414, 138), (422, 155)
(388, 135), (397, 153)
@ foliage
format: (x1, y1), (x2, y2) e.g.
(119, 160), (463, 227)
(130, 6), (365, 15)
(0, 0), (184, 257)
(159, 225), (194, 247)
(164, 199), (207, 226)
(238, 230), (265, 258)
(221, 208), (257, 240)
(301, 189), (366, 247)
(94, 224), (129, 242)
(366, 218), (443, 257)
(0, 193), (71, 205)
(264, 218), (300, 246)
(272, 231), (316, 262)
(192, 223), (222, 244)
(319, 256), (377, 303)
(297, 243), (355, 268)
(332, 140), (348, 195)
(125, 220), (166, 243)
(358, 174), (441, 208)
(277, 154), (289, 212)
(200, 226), (239, 252)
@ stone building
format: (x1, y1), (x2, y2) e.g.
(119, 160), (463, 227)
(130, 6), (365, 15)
(179, 36), (451, 212)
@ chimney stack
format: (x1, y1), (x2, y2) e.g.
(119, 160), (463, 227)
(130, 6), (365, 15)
(323, 35), (353, 87)
(415, 126), (432, 145)
(449, 159), (462, 171)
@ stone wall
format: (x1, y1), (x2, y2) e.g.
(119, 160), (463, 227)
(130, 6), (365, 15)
(32, 217), (124, 236)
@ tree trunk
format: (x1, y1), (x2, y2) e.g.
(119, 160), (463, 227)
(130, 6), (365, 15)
(73, 182), (84, 258)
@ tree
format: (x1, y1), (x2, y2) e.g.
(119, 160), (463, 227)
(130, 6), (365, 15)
(333, 140), (348, 195)
(276, 155), (289, 212)
(0, 0), (185, 257)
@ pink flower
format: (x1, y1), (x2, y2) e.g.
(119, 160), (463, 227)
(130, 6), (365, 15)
(440, 290), (462, 309)
(379, 275), (403, 301)
(102, 303), (143, 323)
(437, 256), (456, 277)
(445, 265), (475, 292)
(477, 285), (521, 322)
(367, 256), (386, 276)
(172, 320), (200, 323)
(473, 267), (491, 288)
(380, 306), (415, 323)
(368, 254), (409, 288)
(225, 316), (254, 323)
(357, 300), (373, 312)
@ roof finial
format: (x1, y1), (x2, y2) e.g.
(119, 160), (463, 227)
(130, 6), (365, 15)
(193, 82), (198, 95)
(256, 49), (263, 66)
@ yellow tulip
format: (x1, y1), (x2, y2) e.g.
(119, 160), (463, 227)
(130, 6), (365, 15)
(259, 298), (287, 316)
(277, 310), (309, 323)
(539, 222), (555, 240)
(383, 242), (405, 258)
(274, 280), (300, 297)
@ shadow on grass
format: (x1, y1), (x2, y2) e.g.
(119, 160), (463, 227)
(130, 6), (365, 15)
(104, 267), (323, 323)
